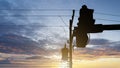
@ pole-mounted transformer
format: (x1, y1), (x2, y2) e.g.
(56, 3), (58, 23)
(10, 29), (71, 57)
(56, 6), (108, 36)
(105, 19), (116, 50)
(61, 44), (68, 61)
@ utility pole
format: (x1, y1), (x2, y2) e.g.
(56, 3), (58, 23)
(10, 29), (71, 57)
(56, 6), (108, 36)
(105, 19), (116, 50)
(61, 5), (120, 68)
(69, 10), (75, 68)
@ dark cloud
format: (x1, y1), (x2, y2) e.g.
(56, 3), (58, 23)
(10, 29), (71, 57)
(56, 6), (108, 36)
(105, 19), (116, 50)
(0, 34), (46, 54)
(89, 38), (110, 45)
(26, 55), (50, 60)
(0, 59), (11, 64)
(73, 38), (120, 60)
(0, 33), (61, 59)
(110, 42), (120, 51)
(0, 0), (13, 9)
(90, 38), (120, 52)
(74, 47), (120, 60)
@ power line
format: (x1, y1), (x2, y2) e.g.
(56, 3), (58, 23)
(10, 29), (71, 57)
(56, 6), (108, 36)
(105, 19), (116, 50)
(59, 16), (68, 26)
(95, 12), (120, 17)
(0, 25), (69, 27)
(96, 18), (120, 22)
(0, 8), (120, 16)
(0, 13), (119, 23)
(0, 8), (120, 17)
(0, 9), (73, 11)
(0, 15), (119, 23)
(59, 16), (68, 37)
(0, 14), (72, 17)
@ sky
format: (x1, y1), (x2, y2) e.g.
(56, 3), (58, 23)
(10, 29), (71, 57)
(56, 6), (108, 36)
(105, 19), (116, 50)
(0, 0), (120, 68)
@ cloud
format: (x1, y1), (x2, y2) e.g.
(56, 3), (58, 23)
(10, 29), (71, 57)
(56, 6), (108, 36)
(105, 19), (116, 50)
(38, 32), (67, 49)
(0, 34), (46, 54)
(89, 38), (110, 45)
(0, 0), (119, 61)
(0, 33), (62, 60)
(89, 38), (120, 52)
(26, 55), (50, 60)
(73, 38), (120, 60)
(0, 59), (11, 64)
(0, 0), (67, 41)
(1, 33), (120, 60)
(0, 0), (51, 41)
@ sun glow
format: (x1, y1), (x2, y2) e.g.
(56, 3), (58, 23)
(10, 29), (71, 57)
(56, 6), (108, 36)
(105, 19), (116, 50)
(59, 61), (69, 68)
(52, 55), (61, 59)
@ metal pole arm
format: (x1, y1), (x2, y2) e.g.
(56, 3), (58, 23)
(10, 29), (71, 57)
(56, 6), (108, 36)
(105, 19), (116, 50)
(103, 24), (120, 30)
(88, 24), (120, 33)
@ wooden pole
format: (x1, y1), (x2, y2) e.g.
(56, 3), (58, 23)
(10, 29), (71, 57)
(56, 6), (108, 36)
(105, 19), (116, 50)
(69, 10), (75, 68)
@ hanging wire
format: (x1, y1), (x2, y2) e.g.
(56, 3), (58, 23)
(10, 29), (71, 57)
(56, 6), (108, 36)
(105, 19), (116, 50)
(96, 18), (120, 22)
(0, 8), (119, 17)
(0, 8), (120, 23)
(59, 16), (68, 41)
(95, 12), (120, 17)
(0, 14), (119, 23)
(0, 14), (72, 17)
(0, 9), (73, 11)
(59, 16), (68, 27)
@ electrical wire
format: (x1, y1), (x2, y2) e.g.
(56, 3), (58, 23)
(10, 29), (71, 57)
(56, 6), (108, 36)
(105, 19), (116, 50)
(59, 16), (68, 26)
(0, 14), (119, 23)
(95, 12), (120, 17)
(96, 18), (120, 22)
(0, 14), (72, 17)
(0, 25), (69, 27)
(0, 9), (120, 24)
(0, 8), (119, 17)
(59, 16), (69, 41)
(0, 9), (73, 11)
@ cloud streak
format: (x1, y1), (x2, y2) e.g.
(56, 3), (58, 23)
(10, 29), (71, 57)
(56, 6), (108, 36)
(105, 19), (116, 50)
(72, 38), (120, 60)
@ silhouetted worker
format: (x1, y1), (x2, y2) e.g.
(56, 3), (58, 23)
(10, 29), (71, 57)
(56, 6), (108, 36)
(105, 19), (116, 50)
(61, 44), (68, 61)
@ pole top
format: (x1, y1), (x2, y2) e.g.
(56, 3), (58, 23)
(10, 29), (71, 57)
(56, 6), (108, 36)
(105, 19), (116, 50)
(64, 44), (67, 48)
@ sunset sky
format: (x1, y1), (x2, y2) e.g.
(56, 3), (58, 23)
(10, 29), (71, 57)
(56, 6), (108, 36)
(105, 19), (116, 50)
(0, 0), (120, 68)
